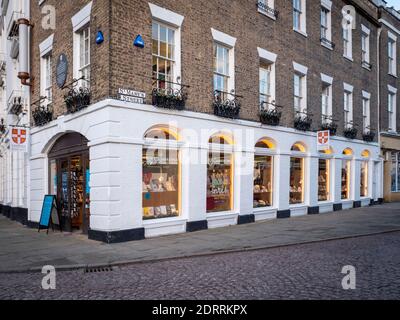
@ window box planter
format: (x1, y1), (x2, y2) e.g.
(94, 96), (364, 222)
(320, 121), (338, 136)
(257, 1), (279, 18)
(152, 88), (187, 110)
(64, 87), (91, 114)
(260, 108), (282, 126)
(0, 118), (5, 134)
(294, 112), (312, 131)
(343, 127), (358, 139)
(213, 91), (241, 119)
(362, 131), (375, 142)
(32, 105), (53, 127)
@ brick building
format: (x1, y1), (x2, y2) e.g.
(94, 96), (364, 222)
(2, 0), (399, 242)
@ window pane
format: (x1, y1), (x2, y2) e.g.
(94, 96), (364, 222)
(152, 22), (158, 40)
(318, 159), (330, 201)
(290, 157), (304, 204)
(143, 148), (179, 220)
(254, 156), (273, 208)
(341, 160), (351, 199)
(207, 152), (232, 213)
(360, 161), (368, 197)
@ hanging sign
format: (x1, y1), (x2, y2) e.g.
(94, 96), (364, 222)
(317, 130), (330, 151)
(10, 126), (28, 152)
(118, 88), (146, 104)
(38, 195), (62, 233)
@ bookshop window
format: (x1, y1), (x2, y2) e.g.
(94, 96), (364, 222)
(207, 136), (233, 213)
(49, 159), (57, 195)
(254, 156), (273, 208)
(142, 128), (179, 220)
(341, 160), (351, 200)
(290, 157), (304, 205)
(318, 158), (330, 202)
(360, 161), (368, 197)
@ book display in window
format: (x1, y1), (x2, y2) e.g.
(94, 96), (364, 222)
(318, 159), (329, 202)
(341, 160), (350, 200)
(253, 155), (273, 208)
(290, 157), (304, 205)
(142, 148), (179, 220)
(70, 156), (84, 228)
(207, 152), (232, 213)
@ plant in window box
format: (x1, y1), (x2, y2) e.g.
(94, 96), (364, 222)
(152, 87), (187, 110)
(362, 129), (375, 142)
(320, 117), (338, 136)
(0, 118), (5, 134)
(259, 102), (282, 126)
(64, 87), (91, 114)
(213, 90), (241, 119)
(32, 104), (53, 127)
(343, 125), (358, 139)
(294, 111), (313, 131)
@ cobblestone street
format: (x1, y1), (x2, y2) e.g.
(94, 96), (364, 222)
(1, 232), (399, 300)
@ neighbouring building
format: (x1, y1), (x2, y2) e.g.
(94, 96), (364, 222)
(0, 0), (31, 225)
(2, 0), (396, 243)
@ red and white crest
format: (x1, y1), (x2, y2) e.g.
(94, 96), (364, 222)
(318, 131), (329, 145)
(12, 128), (27, 144)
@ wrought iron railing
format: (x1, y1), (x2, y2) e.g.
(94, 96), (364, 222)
(257, 1), (279, 18)
(259, 101), (282, 126)
(31, 96), (53, 127)
(362, 127), (375, 142)
(63, 77), (91, 114)
(294, 110), (313, 131)
(213, 90), (242, 119)
(152, 78), (188, 110)
(320, 115), (338, 135)
(343, 122), (358, 139)
(320, 37), (335, 49)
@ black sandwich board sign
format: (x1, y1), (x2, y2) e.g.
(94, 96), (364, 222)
(38, 195), (62, 233)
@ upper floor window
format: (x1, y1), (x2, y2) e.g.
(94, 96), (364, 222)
(258, 47), (277, 111)
(388, 33), (397, 76)
(152, 22), (175, 89)
(321, 82), (332, 123)
(214, 43), (230, 96)
(293, 62), (308, 114)
(39, 34), (54, 106)
(44, 54), (52, 103)
(293, 0), (306, 34)
(362, 92), (370, 134)
(320, 1), (332, 49)
(78, 26), (90, 89)
(388, 90), (397, 132)
(343, 19), (353, 60)
(343, 84), (353, 128)
(361, 25), (371, 69)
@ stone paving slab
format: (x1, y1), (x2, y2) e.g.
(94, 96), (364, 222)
(0, 203), (399, 273)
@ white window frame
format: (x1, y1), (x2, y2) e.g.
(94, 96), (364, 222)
(293, 62), (308, 114)
(361, 25), (370, 68)
(388, 32), (397, 77)
(257, 0), (276, 20)
(388, 85), (397, 132)
(362, 91), (371, 134)
(212, 28), (236, 96)
(320, 0), (332, 49)
(39, 34), (54, 106)
(258, 47), (277, 110)
(321, 73), (333, 124)
(391, 152), (400, 192)
(149, 3), (184, 90)
(343, 18), (353, 60)
(343, 83), (354, 128)
(72, 2), (92, 89)
(293, 0), (307, 36)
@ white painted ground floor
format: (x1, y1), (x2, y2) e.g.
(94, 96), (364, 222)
(23, 99), (383, 242)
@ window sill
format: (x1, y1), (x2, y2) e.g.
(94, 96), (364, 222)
(388, 73), (398, 78)
(293, 28), (308, 38)
(362, 65), (372, 71)
(343, 55), (353, 62)
(321, 41), (333, 51)
(258, 8), (277, 21)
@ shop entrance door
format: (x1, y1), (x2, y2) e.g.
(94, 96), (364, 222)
(57, 155), (90, 233)
(48, 133), (90, 234)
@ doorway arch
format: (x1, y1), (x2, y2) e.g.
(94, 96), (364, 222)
(48, 132), (90, 234)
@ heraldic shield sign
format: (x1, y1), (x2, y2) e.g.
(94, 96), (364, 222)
(10, 126), (28, 152)
(317, 130), (330, 151)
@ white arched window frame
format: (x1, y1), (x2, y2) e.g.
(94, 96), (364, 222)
(289, 144), (308, 206)
(318, 149), (334, 203)
(341, 151), (354, 201)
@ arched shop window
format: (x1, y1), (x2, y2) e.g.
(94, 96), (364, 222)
(207, 134), (233, 213)
(318, 148), (333, 202)
(142, 127), (180, 220)
(341, 148), (353, 200)
(360, 150), (370, 198)
(290, 143), (307, 205)
(254, 139), (275, 208)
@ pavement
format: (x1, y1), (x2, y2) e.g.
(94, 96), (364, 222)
(0, 202), (400, 273)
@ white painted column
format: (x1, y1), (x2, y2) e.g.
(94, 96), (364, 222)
(235, 149), (254, 217)
(29, 155), (47, 222)
(308, 156), (319, 208)
(275, 153), (290, 211)
(353, 159), (361, 200)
